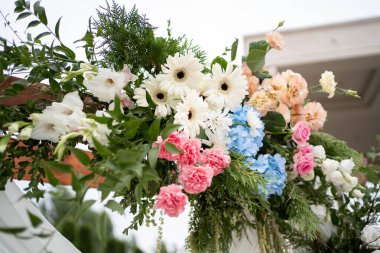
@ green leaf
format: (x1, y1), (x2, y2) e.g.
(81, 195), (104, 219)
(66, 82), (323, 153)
(105, 200), (124, 214)
(35, 32), (50, 40)
(46, 169), (59, 186)
(231, 38), (238, 61)
(75, 199), (96, 221)
(36, 5), (47, 25)
(16, 12), (31, 21)
(55, 17), (62, 40)
(27, 211), (43, 228)
(278, 20), (285, 27)
(33, 0), (40, 15)
(161, 124), (181, 140)
(134, 184), (142, 203)
(49, 78), (60, 91)
(246, 47), (266, 73)
(27, 20), (41, 29)
(71, 172), (81, 192)
(96, 212), (107, 247)
(0, 227), (26, 234)
(249, 40), (269, 51)
(40, 161), (73, 173)
(92, 137), (112, 159)
(148, 118), (161, 141)
(165, 142), (182, 154)
(148, 147), (159, 169)
(261, 111), (286, 132)
(0, 134), (11, 153)
(211, 56), (227, 70)
(68, 147), (90, 166)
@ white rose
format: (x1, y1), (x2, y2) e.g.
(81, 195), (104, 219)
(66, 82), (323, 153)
(341, 172), (358, 192)
(321, 159), (339, 176)
(312, 145), (326, 160)
(319, 221), (337, 242)
(320, 71), (337, 98)
(340, 158), (355, 174)
(362, 224), (380, 249)
(301, 169), (315, 181)
(352, 189), (364, 198)
(328, 171), (345, 186)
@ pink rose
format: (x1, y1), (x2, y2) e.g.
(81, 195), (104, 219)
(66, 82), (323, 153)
(178, 138), (202, 167)
(179, 165), (214, 194)
(199, 148), (231, 176)
(266, 31), (284, 51)
(294, 154), (315, 175)
(292, 121), (310, 146)
(155, 184), (188, 217)
(158, 131), (186, 161)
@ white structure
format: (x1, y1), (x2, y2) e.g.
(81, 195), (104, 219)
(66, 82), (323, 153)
(0, 182), (80, 253)
(244, 17), (380, 152)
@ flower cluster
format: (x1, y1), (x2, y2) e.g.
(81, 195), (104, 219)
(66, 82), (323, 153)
(248, 154), (287, 196)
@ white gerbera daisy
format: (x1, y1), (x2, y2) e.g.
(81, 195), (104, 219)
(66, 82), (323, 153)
(160, 53), (204, 97)
(133, 87), (149, 107)
(204, 63), (247, 111)
(205, 130), (230, 154)
(174, 89), (208, 138)
(84, 68), (128, 103)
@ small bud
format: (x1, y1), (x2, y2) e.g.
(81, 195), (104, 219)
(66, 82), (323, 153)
(345, 89), (361, 99)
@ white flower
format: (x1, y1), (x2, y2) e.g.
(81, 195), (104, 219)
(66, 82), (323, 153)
(84, 68), (128, 103)
(321, 159), (339, 175)
(287, 169), (298, 180)
(31, 113), (68, 142)
(320, 71), (337, 98)
(341, 172), (358, 192)
(326, 170), (345, 185)
(340, 158), (355, 174)
(204, 63), (247, 110)
(205, 130), (230, 154)
(160, 53), (204, 97)
(246, 110), (264, 137)
(301, 169), (315, 181)
(362, 224), (380, 249)
(79, 119), (111, 148)
(8, 122), (19, 134)
(205, 109), (232, 135)
(174, 90), (208, 138)
(133, 87), (149, 107)
(144, 77), (179, 118)
(18, 126), (33, 141)
(310, 204), (327, 221)
(352, 189), (364, 198)
(312, 145), (326, 160)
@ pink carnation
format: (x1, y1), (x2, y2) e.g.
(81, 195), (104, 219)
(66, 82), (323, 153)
(158, 132), (186, 161)
(200, 148), (231, 176)
(292, 121), (310, 146)
(281, 70), (308, 107)
(178, 138), (202, 167)
(179, 165), (214, 194)
(294, 154), (315, 175)
(155, 184), (188, 217)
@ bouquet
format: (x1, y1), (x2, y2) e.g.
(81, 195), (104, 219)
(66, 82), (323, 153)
(1, 1), (378, 252)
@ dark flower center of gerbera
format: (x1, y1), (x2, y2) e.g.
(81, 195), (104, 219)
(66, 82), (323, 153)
(221, 82), (228, 91)
(156, 93), (165, 100)
(188, 111), (192, 120)
(176, 70), (185, 80)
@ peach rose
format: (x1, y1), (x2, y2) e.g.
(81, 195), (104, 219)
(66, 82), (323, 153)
(275, 103), (291, 123)
(281, 70), (309, 107)
(303, 102), (327, 131)
(247, 90), (273, 116)
(266, 31), (284, 51)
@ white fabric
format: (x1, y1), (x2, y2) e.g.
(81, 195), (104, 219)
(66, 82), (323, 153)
(0, 181), (81, 253)
(230, 227), (261, 253)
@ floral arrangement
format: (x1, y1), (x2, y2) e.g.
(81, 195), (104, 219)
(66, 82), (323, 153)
(0, 1), (378, 252)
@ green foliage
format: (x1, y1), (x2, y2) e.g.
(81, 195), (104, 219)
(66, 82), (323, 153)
(93, 1), (206, 74)
(187, 156), (269, 252)
(261, 111), (286, 133)
(310, 132), (364, 166)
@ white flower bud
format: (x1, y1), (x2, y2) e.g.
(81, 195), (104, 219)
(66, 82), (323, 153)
(301, 169), (315, 181)
(352, 189), (364, 198)
(19, 126), (33, 141)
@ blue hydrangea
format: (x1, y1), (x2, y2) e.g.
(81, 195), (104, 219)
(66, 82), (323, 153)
(227, 106), (264, 157)
(247, 154), (287, 197)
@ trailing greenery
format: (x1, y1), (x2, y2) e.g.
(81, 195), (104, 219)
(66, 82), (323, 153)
(187, 156), (269, 253)
(93, 0), (206, 74)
